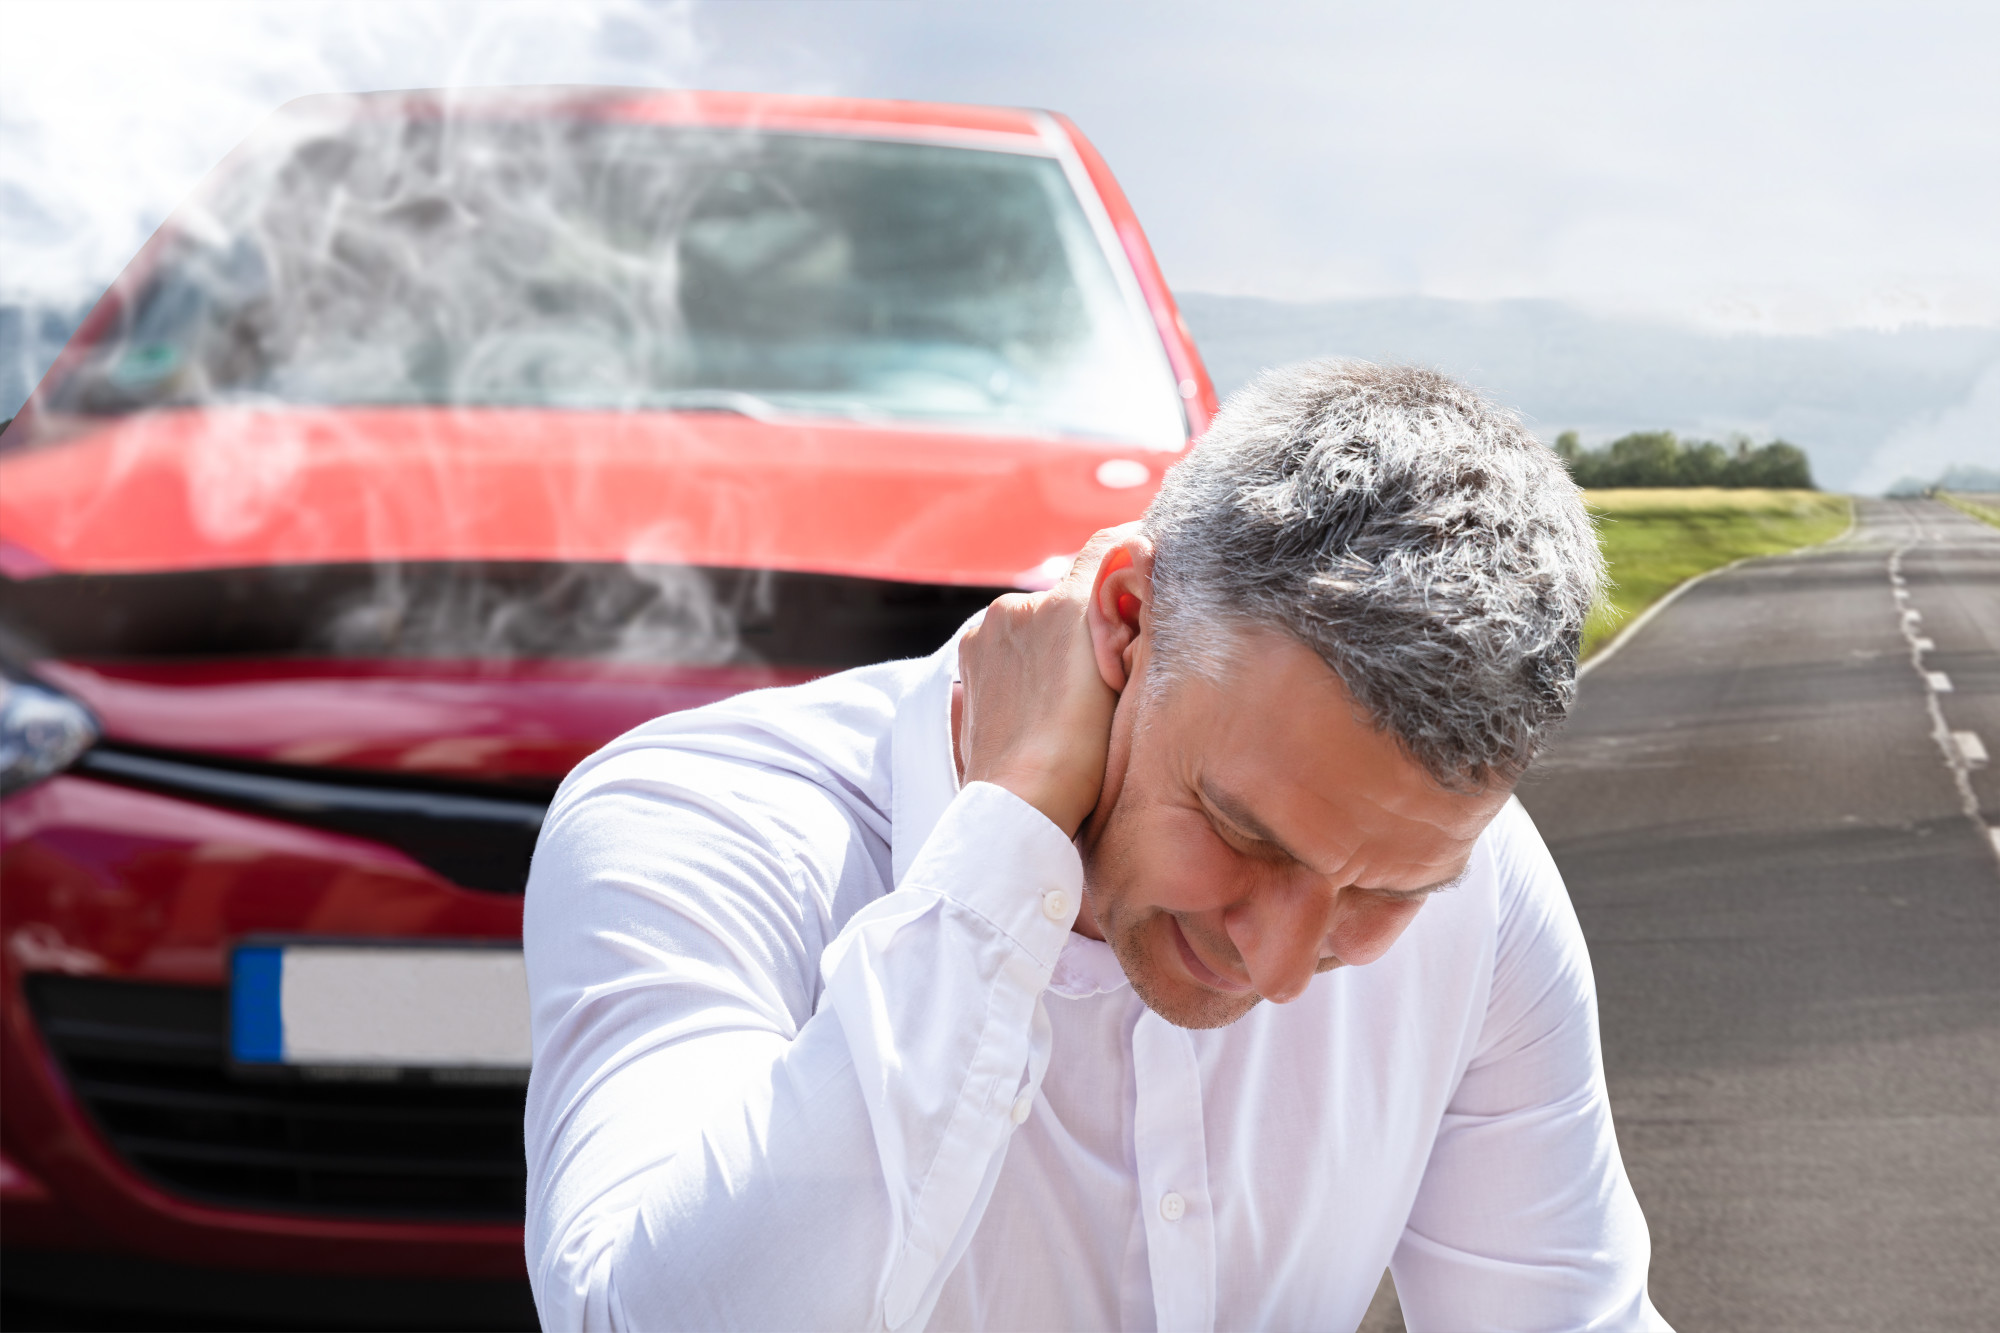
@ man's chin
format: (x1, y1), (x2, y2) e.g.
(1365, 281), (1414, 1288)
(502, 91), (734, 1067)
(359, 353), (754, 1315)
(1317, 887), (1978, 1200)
(1135, 976), (1262, 1030)
(1110, 924), (1263, 1030)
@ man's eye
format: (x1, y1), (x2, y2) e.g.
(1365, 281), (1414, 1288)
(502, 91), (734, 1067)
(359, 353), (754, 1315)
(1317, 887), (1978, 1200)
(1368, 888), (1429, 907)
(1223, 830), (1288, 864)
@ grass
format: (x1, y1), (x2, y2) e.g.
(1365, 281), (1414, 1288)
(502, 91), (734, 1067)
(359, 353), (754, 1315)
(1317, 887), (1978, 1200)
(1938, 491), (2000, 529)
(1581, 488), (1853, 658)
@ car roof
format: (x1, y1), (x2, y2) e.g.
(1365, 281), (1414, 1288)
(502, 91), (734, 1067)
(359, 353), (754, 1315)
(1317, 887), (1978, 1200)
(273, 86), (1061, 154)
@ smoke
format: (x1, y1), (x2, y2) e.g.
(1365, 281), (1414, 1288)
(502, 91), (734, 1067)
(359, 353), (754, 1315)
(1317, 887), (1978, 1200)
(0, 29), (1186, 670)
(0, 3), (774, 672)
(0, 0), (717, 310)
(41, 95), (1180, 440)
(318, 560), (772, 664)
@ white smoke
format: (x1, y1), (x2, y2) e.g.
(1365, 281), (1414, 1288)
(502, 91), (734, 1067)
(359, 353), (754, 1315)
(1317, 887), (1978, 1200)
(0, 0), (723, 308)
(0, 1), (838, 667)
(317, 559), (771, 664)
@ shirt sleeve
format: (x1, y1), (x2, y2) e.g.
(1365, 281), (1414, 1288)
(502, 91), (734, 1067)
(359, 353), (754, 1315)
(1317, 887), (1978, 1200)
(1391, 800), (1674, 1332)
(522, 756), (1080, 1333)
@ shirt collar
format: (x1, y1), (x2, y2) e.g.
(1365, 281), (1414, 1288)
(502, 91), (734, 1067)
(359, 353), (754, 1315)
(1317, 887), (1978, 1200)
(1049, 934), (1131, 998)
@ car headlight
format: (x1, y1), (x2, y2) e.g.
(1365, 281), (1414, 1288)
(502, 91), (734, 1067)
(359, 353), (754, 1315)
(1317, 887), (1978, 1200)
(0, 674), (99, 796)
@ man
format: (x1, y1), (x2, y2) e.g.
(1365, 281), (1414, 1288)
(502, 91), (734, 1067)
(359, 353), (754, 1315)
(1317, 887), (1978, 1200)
(523, 361), (1671, 1331)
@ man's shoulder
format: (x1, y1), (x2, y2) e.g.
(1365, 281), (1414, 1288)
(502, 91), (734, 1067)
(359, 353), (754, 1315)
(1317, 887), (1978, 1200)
(550, 653), (937, 838)
(1372, 797), (1569, 988)
(1480, 797), (1571, 918)
(1480, 794), (1557, 877)
(1467, 796), (1597, 1017)
(530, 655), (943, 942)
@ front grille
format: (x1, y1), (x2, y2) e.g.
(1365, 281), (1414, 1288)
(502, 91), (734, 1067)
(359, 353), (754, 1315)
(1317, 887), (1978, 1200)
(75, 743), (551, 895)
(26, 975), (526, 1221)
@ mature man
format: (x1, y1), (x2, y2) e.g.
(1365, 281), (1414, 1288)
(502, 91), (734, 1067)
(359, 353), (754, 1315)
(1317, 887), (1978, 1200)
(523, 361), (1670, 1331)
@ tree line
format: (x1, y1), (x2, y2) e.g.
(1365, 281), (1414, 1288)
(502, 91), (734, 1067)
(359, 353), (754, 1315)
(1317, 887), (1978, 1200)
(1553, 431), (1815, 489)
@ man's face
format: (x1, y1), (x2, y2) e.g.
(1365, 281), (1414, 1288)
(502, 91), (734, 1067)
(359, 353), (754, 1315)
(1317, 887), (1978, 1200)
(1076, 626), (1513, 1030)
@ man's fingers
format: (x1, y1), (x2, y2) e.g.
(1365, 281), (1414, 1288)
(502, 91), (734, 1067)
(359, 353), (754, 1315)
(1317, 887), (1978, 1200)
(958, 537), (1127, 837)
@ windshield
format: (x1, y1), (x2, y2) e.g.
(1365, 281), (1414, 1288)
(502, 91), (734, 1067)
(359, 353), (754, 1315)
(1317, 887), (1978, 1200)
(47, 119), (1186, 448)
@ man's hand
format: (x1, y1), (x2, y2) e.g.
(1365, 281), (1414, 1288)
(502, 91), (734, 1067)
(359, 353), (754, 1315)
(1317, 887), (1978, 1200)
(957, 527), (1138, 838)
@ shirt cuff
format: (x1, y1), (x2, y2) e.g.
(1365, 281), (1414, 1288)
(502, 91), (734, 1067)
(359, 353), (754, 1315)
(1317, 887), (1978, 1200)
(898, 780), (1083, 971)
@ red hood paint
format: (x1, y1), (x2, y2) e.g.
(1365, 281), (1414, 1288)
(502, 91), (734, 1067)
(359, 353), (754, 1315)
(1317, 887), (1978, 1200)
(0, 409), (1178, 585)
(35, 658), (805, 782)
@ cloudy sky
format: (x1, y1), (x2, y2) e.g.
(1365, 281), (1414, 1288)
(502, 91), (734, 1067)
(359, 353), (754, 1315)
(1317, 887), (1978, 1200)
(5, 0), (1998, 338)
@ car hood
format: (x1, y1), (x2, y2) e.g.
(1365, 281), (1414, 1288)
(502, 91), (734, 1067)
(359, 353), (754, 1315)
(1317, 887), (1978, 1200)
(35, 657), (811, 783)
(0, 407), (1177, 586)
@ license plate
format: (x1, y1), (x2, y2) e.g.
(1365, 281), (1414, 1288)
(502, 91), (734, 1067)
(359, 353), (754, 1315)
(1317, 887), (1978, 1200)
(231, 943), (530, 1070)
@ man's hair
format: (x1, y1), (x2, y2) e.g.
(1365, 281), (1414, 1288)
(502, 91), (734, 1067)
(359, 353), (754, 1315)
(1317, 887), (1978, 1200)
(1142, 359), (1605, 791)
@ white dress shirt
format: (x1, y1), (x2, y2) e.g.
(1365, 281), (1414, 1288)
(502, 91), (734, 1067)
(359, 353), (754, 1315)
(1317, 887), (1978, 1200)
(522, 631), (1669, 1332)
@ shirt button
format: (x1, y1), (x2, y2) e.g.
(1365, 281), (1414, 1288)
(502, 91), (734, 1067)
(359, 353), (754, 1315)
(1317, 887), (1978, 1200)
(1009, 1091), (1034, 1124)
(1159, 1191), (1186, 1222)
(1041, 889), (1069, 922)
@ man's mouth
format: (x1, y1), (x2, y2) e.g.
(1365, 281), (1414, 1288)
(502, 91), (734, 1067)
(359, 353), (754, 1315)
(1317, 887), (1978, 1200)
(1168, 916), (1254, 994)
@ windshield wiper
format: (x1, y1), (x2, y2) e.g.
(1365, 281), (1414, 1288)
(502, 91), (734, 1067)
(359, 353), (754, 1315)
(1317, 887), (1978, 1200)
(647, 390), (795, 422)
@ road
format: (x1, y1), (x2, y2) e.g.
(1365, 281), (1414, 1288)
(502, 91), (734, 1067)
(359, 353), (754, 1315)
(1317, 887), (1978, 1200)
(1516, 497), (2000, 1330)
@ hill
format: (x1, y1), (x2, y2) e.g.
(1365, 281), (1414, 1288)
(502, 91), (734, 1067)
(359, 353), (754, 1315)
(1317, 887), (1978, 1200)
(1179, 295), (2000, 494)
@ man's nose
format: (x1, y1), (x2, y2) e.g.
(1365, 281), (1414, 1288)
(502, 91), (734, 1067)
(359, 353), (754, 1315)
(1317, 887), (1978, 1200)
(1222, 877), (1334, 1004)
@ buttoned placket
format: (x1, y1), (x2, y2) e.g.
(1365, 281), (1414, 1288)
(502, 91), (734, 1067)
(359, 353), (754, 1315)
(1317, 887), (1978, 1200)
(1131, 1009), (1218, 1333)
(876, 631), (1089, 1330)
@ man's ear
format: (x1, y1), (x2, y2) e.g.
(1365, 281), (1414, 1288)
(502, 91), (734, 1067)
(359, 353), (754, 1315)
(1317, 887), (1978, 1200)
(1085, 533), (1154, 694)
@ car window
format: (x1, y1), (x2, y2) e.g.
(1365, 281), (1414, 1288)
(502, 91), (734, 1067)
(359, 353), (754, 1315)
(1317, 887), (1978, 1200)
(46, 120), (1186, 449)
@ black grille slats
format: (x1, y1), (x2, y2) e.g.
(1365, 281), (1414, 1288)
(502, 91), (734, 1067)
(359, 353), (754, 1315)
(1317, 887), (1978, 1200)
(74, 744), (550, 895)
(26, 975), (527, 1221)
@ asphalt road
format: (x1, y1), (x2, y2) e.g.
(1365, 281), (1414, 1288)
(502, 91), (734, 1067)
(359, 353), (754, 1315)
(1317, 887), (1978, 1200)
(1516, 497), (2000, 1331)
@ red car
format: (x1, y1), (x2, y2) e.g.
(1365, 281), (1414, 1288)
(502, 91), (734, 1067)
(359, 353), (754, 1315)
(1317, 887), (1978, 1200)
(0, 88), (1215, 1324)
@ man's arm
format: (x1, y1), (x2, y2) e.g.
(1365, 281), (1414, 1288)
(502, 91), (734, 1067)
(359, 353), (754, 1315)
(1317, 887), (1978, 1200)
(1391, 800), (1673, 1332)
(523, 761), (1079, 1331)
(524, 532), (1131, 1332)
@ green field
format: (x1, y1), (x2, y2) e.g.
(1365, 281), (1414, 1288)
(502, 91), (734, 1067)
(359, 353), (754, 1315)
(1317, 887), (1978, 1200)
(1582, 489), (1854, 658)
(1939, 491), (2000, 529)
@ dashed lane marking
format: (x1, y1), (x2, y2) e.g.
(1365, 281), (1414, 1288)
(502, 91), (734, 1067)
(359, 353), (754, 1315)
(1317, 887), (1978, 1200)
(1890, 536), (2000, 870)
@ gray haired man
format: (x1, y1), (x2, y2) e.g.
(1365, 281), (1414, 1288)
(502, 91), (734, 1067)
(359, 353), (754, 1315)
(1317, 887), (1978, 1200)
(523, 362), (1671, 1331)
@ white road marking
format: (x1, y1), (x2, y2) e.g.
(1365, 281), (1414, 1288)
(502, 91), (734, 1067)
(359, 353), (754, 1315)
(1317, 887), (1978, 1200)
(1889, 534), (1999, 871)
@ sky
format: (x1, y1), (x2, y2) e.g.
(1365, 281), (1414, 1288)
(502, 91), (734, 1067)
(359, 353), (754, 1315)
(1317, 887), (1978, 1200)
(5, 0), (1999, 337)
